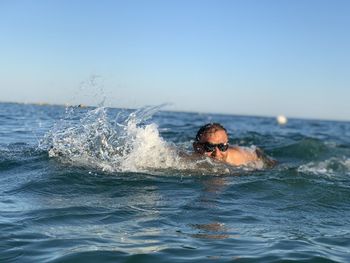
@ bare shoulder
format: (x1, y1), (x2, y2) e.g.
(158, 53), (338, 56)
(226, 146), (258, 165)
(230, 146), (258, 158)
(227, 146), (276, 167)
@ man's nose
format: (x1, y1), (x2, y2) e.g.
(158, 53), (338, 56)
(211, 147), (221, 157)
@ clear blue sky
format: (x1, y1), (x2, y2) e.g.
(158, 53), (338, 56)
(1, 0), (349, 120)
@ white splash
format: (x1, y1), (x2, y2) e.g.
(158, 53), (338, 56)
(40, 105), (194, 173)
(297, 157), (350, 176)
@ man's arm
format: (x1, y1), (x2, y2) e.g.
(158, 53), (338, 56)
(255, 147), (277, 168)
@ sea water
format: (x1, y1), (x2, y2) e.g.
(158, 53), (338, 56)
(1, 102), (350, 262)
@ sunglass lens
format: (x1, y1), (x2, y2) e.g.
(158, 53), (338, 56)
(204, 143), (215, 152)
(218, 144), (229, 152)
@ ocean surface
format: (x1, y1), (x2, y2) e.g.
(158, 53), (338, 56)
(1, 102), (350, 263)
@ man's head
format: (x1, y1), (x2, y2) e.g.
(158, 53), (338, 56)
(193, 123), (229, 161)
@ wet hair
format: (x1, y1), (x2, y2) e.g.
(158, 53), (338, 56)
(195, 123), (227, 142)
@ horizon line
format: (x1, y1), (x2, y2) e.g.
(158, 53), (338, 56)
(0, 100), (349, 123)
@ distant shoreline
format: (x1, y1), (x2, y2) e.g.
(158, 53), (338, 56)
(0, 100), (348, 123)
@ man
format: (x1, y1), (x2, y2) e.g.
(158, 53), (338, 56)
(193, 123), (275, 167)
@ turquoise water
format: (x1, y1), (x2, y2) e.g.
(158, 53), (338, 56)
(1, 102), (350, 262)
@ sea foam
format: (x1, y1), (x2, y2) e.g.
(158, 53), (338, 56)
(298, 157), (350, 176)
(40, 106), (193, 173)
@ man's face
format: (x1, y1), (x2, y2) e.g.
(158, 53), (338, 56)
(196, 129), (229, 161)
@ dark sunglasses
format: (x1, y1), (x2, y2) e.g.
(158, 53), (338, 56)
(201, 142), (229, 152)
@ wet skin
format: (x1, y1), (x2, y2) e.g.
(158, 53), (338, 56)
(194, 130), (259, 166)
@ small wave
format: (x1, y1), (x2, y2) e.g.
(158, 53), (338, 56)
(0, 143), (46, 171)
(270, 137), (328, 160)
(298, 157), (350, 176)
